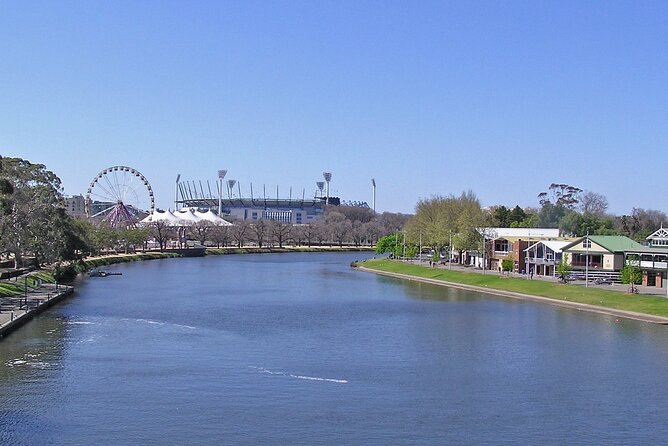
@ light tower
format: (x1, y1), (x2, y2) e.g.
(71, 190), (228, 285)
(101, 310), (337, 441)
(227, 179), (237, 198)
(316, 182), (325, 198)
(371, 178), (376, 213)
(218, 169), (227, 216)
(323, 172), (332, 205)
(175, 174), (181, 211)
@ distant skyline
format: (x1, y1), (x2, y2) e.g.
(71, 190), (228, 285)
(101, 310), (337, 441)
(2, 1), (667, 215)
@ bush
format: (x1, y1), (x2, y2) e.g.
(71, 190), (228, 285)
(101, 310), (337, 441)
(621, 264), (642, 285)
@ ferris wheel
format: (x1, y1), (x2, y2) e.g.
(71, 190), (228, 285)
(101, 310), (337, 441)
(85, 165), (155, 227)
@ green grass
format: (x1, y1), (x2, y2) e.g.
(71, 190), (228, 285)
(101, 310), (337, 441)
(0, 271), (57, 297)
(359, 259), (668, 318)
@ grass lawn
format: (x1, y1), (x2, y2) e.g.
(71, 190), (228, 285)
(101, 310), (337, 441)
(359, 259), (668, 318)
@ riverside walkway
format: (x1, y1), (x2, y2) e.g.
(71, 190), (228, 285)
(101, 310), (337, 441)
(0, 282), (73, 338)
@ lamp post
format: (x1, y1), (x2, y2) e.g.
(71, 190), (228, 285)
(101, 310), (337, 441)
(449, 229), (452, 270)
(402, 231), (406, 261)
(218, 170), (227, 216)
(585, 229), (589, 288)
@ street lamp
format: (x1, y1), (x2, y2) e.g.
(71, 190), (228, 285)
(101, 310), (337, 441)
(585, 229), (590, 288)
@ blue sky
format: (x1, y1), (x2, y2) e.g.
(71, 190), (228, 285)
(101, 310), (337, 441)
(1, 1), (666, 215)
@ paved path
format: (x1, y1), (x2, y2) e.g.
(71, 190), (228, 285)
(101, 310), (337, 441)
(0, 282), (73, 337)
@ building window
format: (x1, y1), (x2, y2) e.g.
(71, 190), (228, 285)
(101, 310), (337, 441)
(582, 239), (591, 249)
(494, 240), (510, 252)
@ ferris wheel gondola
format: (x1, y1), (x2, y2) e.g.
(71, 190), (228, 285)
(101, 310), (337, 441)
(85, 166), (155, 227)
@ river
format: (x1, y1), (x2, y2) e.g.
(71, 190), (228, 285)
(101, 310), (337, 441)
(1, 252), (668, 444)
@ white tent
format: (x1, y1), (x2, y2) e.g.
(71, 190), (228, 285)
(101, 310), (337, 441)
(140, 209), (182, 226)
(172, 208), (204, 225)
(193, 209), (234, 226)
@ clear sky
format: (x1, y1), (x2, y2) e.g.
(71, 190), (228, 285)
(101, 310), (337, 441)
(1, 1), (666, 215)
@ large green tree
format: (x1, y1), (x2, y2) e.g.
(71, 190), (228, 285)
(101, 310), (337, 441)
(0, 157), (68, 267)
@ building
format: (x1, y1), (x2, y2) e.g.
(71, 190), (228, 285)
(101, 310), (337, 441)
(524, 240), (574, 277)
(64, 195), (86, 219)
(483, 227), (560, 273)
(623, 227), (668, 287)
(562, 235), (645, 272)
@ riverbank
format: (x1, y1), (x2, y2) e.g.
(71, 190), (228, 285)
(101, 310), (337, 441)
(206, 246), (373, 255)
(0, 282), (73, 338)
(357, 259), (668, 324)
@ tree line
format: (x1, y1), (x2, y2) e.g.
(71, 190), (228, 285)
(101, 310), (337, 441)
(379, 183), (667, 258)
(0, 156), (409, 269)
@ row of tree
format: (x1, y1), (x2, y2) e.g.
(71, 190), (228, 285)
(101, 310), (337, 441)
(382, 183), (667, 259)
(0, 156), (411, 268)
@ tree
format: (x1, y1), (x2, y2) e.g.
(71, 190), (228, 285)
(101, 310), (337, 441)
(559, 211), (617, 237)
(209, 225), (231, 248)
(536, 202), (567, 229)
(268, 220), (292, 248)
(231, 220), (250, 248)
(580, 191), (608, 216)
(618, 208), (668, 241)
(621, 263), (642, 286)
(149, 220), (175, 250)
(0, 157), (66, 267)
(298, 224), (317, 247)
(538, 183), (582, 209)
(404, 190), (483, 260)
(376, 233), (401, 256)
(330, 220), (352, 247)
(189, 221), (213, 246)
(501, 255), (514, 275)
(556, 254), (572, 282)
(251, 220), (268, 248)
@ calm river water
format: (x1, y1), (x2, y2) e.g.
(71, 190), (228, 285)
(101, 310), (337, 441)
(2, 252), (668, 444)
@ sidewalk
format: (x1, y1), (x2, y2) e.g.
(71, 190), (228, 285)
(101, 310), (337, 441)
(0, 282), (73, 337)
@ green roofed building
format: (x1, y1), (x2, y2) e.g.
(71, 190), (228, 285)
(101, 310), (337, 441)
(562, 235), (645, 272)
(563, 234), (668, 289)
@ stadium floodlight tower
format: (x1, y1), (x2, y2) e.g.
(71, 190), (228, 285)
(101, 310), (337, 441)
(323, 172), (332, 205)
(371, 178), (376, 213)
(227, 179), (237, 198)
(316, 181), (325, 198)
(175, 174), (181, 211)
(218, 169), (227, 216)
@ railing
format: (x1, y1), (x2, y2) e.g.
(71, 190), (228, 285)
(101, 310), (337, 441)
(640, 261), (668, 269)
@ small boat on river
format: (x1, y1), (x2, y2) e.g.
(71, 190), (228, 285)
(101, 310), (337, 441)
(88, 269), (122, 277)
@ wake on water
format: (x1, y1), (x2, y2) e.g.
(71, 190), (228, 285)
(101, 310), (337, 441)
(249, 366), (348, 384)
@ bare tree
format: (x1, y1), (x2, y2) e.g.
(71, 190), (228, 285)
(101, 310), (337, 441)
(148, 220), (173, 250)
(250, 220), (268, 248)
(580, 191), (608, 216)
(209, 225), (231, 248)
(189, 221), (213, 245)
(231, 220), (250, 248)
(331, 220), (352, 247)
(269, 221), (292, 248)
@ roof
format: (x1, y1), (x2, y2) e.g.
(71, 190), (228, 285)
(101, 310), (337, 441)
(481, 227), (560, 239)
(647, 226), (668, 240)
(525, 240), (573, 253)
(562, 235), (645, 253)
(140, 209), (233, 227)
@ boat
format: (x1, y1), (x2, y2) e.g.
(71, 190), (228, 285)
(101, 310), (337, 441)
(88, 269), (122, 277)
